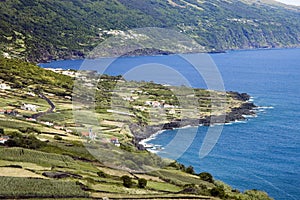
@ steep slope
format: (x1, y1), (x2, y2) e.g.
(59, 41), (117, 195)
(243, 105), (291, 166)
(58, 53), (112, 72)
(0, 0), (299, 62)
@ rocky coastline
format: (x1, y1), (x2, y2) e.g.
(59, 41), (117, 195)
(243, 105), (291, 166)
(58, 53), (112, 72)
(131, 94), (256, 150)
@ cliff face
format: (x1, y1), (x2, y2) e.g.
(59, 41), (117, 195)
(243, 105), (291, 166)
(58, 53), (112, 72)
(0, 0), (300, 62)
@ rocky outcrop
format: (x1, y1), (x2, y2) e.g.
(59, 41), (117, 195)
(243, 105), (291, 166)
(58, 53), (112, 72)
(42, 171), (82, 179)
(131, 102), (256, 148)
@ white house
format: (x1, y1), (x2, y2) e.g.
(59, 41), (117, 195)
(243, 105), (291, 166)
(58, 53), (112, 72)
(27, 92), (36, 97)
(111, 138), (120, 147)
(41, 121), (54, 126)
(145, 101), (152, 106)
(0, 136), (10, 144)
(0, 83), (11, 90)
(163, 104), (175, 109)
(21, 104), (38, 112)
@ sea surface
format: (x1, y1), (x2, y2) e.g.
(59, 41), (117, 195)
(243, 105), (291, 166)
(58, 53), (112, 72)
(40, 48), (300, 200)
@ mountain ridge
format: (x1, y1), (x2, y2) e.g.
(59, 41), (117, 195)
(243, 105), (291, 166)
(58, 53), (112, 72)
(0, 0), (299, 62)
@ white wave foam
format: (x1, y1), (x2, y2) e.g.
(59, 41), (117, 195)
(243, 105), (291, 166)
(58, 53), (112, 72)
(248, 97), (254, 102)
(242, 114), (257, 118)
(256, 106), (274, 110)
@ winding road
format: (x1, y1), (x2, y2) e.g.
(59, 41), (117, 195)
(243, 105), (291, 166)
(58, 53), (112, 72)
(31, 93), (56, 119)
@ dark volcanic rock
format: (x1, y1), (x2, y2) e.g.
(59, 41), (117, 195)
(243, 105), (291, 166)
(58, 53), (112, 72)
(42, 171), (82, 179)
(130, 100), (256, 147)
(122, 48), (173, 57)
(228, 91), (251, 101)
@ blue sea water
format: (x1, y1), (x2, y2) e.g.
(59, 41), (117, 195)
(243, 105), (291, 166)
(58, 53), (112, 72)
(40, 48), (300, 200)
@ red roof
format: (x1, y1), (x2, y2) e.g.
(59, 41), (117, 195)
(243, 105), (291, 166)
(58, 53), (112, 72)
(81, 132), (89, 136)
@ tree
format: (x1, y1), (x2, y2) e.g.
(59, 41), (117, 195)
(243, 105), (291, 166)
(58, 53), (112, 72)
(210, 186), (225, 198)
(97, 171), (108, 178)
(0, 128), (4, 135)
(199, 172), (213, 183)
(185, 165), (195, 174)
(54, 135), (62, 140)
(138, 178), (147, 188)
(121, 175), (133, 188)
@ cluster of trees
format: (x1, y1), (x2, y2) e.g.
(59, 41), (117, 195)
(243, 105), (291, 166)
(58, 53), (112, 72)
(121, 175), (147, 188)
(4, 132), (46, 150)
(0, 56), (73, 91)
(168, 161), (214, 183)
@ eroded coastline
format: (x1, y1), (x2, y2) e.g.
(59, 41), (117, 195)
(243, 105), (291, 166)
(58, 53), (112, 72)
(131, 95), (256, 150)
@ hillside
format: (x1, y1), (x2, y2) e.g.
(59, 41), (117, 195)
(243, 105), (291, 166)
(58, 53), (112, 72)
(0, 0), (300, 62)
(0, 57), (274, 199)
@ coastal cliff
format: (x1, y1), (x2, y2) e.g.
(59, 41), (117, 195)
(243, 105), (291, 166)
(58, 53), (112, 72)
(131, 96), (256, 149)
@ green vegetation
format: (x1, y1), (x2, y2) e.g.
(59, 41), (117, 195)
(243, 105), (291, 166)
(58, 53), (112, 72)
(0, 58), (273, 199)
(0, 0), (299, 62)
(0, 56), (73, 91)
(199, 172), (214, 183)
(138, 178), (147, 188)
(0, 148), (76, 168)
(4, 132), (46, 149)
(0, 176), (88, 198)
(121, 175), (133, 188)
(210, 185), (226, 198)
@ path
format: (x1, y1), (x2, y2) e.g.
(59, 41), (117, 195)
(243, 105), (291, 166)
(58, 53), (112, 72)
(31, 93), (56, 119)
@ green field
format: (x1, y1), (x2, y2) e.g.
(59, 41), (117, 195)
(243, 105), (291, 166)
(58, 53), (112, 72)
(0, 176), (88, 198)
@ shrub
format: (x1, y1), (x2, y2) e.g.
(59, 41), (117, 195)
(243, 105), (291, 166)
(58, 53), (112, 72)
(54, 135), (62, 140)
(138, 178), (147, 188)
(199, 172), (214, 183)
(18, 127), (41, 134)
(5, 133), (46, 149)
(97, 171), (108, 178)
(210, 186), (225, 198)
(185, 165), (195, 174)
(121, 175), (133, 188)
(244, 190), (273, 200)
(0, 128), (4, 135)
(168, 161), (185, 171)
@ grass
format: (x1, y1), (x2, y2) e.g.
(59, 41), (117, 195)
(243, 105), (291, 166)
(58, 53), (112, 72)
(0, 176), (88, 198)
(0, 167), (45, 178)
(0, 118), (40, 130)
(38, 110), (74, 123)
(0, 160), (50, 171)
(149, 169), (214, 188)
(0, 147), (76, 168)
(146, 180), (182, 192)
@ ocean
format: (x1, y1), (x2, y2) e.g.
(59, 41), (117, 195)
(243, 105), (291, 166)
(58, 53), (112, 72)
(40, 48), (300, 200)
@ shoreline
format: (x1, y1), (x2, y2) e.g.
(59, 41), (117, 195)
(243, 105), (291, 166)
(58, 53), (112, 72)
(138, 124), (198, 150)
(37, 46), (300, 64)
(131, 101), (257, 150)
(137, 104), (274, 151)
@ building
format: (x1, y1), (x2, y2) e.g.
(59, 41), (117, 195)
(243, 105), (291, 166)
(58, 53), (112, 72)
(21, 104), (38, 112)
(81, 128), (96, 140)
(27, 92), (36, 97)
(110, 138), (120, 147)
(88, 128), (96, 140)
(163, 104), (175, 109)
(41, 121), (53, 126)
(0, 83), (11, 90)
(0, 136), (10, 144)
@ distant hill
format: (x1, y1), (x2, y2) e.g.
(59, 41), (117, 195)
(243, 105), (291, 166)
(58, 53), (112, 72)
(0, 0), (299, 62)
